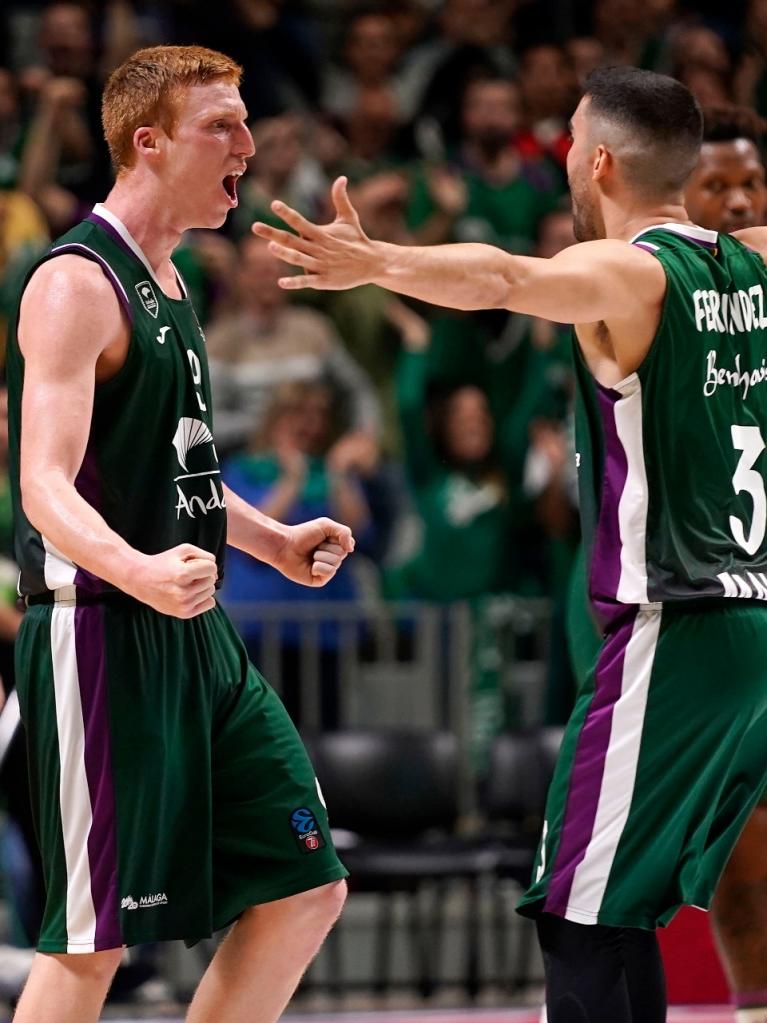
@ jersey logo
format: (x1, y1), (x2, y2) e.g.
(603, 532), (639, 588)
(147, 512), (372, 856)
(289, 807), (326, 854)
(172, 417), (217, 473)
(156, 325), (171, 345)
(135, 280), (159, 318)
(121, 892), (168, 911)
(172, 417), (224, 520)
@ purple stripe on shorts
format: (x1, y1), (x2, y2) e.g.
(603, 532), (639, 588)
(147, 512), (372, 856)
(589, 383), (629, 627)
(75, 603), (121, 950)
(634, 242), (658, 254)
(544, 607), (638, 917)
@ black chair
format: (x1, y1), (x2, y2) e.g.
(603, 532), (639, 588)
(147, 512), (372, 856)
(480, 727), (563, 990)
(308, 729), (499, 998)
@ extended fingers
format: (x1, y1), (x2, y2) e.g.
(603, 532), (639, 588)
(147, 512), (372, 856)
(251, 222), (317, 256)
(278, 274), (324, 291)
(266, 241), (321, 271)
(269, 200), (320, 238)
(331, 176), (359, 224)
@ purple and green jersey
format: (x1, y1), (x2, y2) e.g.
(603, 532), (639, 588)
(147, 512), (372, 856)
(7, 208), (346, 953)
(6, 204), (227, 598)
(576, 224), (767, 624)
(520, 224), (767, 929)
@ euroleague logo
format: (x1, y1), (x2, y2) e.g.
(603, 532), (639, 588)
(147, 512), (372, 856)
(289, 807), (326, 854)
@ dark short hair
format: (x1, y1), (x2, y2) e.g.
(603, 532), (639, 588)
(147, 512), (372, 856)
(584, 66), (703, 196)
(701, 104), (765, 145)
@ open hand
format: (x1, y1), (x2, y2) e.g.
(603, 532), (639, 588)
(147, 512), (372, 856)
(252, 176), (378, 291)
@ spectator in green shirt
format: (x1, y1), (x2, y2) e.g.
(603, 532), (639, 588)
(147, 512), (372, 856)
(385, 325), (514, 601)
(407, 75), (565, 254)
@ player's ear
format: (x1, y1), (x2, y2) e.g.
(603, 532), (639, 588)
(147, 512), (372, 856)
(592, 144), (612, 182)
(133, 126), (162, 163)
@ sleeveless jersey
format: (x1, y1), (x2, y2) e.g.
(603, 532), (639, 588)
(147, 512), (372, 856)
(6, 204), (227, 597)
(574, 222), (767, 619)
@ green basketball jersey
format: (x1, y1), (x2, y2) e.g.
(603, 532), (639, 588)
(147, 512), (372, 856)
(575, 222), (767, 618)
(6, 204), (226, 597)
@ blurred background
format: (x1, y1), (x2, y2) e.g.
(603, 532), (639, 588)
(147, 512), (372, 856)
(0, 0), (759, 1016)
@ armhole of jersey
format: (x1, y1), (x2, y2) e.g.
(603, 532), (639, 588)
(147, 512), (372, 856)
(34, 243), (139, 394)
(620, 238), (673, 382)
(46, 243), (135, 325)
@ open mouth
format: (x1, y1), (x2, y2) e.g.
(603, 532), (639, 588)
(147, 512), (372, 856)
(222, 173), (241, 205)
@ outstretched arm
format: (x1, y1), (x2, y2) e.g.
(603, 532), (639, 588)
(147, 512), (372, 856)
(252, 176), (666, 327)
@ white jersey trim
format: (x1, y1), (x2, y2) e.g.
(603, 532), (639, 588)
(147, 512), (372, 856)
(42, 535), (77, 591)
(629, 222), (718, 245)
(91, 203), (188, 298)
(614, 374), (650, 604)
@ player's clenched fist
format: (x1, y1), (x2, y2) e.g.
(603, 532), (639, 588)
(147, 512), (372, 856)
(123, 544), (218, 618)
(272, 518), (355, 587)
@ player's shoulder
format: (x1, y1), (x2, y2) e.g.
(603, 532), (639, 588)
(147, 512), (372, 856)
(562, 238), (666, 305)
(729, 227), (767, 260)
(562, 237), (665, 269)
(23, 252), (123, 316)
(19, 251), (128, 362)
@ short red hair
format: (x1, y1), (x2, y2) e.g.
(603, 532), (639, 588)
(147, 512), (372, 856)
(102, 45), (243, 172)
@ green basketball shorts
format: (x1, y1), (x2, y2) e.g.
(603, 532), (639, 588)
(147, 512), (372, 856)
(519, 600), (767, 930)
(16, 594), (347, 954)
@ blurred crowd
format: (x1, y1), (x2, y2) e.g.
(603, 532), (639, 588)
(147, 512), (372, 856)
(0, 0), (762, 983)
(0, 0), (765, 718)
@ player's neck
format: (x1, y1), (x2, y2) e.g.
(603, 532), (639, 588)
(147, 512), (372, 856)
(603, 198), (694, 242)
(100, 177), (184, 278)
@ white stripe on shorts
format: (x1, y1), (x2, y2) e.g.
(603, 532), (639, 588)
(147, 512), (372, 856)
(565, 607), (662, 922)
(51, 605), (97, 952)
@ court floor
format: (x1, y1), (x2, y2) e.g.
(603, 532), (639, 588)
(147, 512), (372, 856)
(105, 1007), (738, 1023)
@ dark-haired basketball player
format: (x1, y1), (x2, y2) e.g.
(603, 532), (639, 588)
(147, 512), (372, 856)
(256, 68), (767, 1023)
(687, 104), (767, 1023)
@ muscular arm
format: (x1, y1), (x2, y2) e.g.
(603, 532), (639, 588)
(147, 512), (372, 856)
(223, 482), (355, 586)
(18, 257), (217, 616)
(222, 483), (289, 561)
(253, 177), (667, 377)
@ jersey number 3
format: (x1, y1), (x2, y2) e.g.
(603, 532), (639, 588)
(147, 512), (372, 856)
(730, 424), (767, 555)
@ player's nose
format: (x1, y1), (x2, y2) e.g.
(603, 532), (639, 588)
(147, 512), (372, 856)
(235, 122), (255, 159)
(726, 188), (751, 214)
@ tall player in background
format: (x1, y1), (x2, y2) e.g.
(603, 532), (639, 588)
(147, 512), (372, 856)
(686, 105), (767, 1023)
(255, 68), (767, 1023)
(8, 46), (352, 1023)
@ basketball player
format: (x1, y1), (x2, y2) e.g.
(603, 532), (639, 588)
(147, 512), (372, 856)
(686, 106), (767, 1023)
(255, 67), (767, 1023)
(9, 46), (352, 1023)
(561, 100), (767, 1023)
